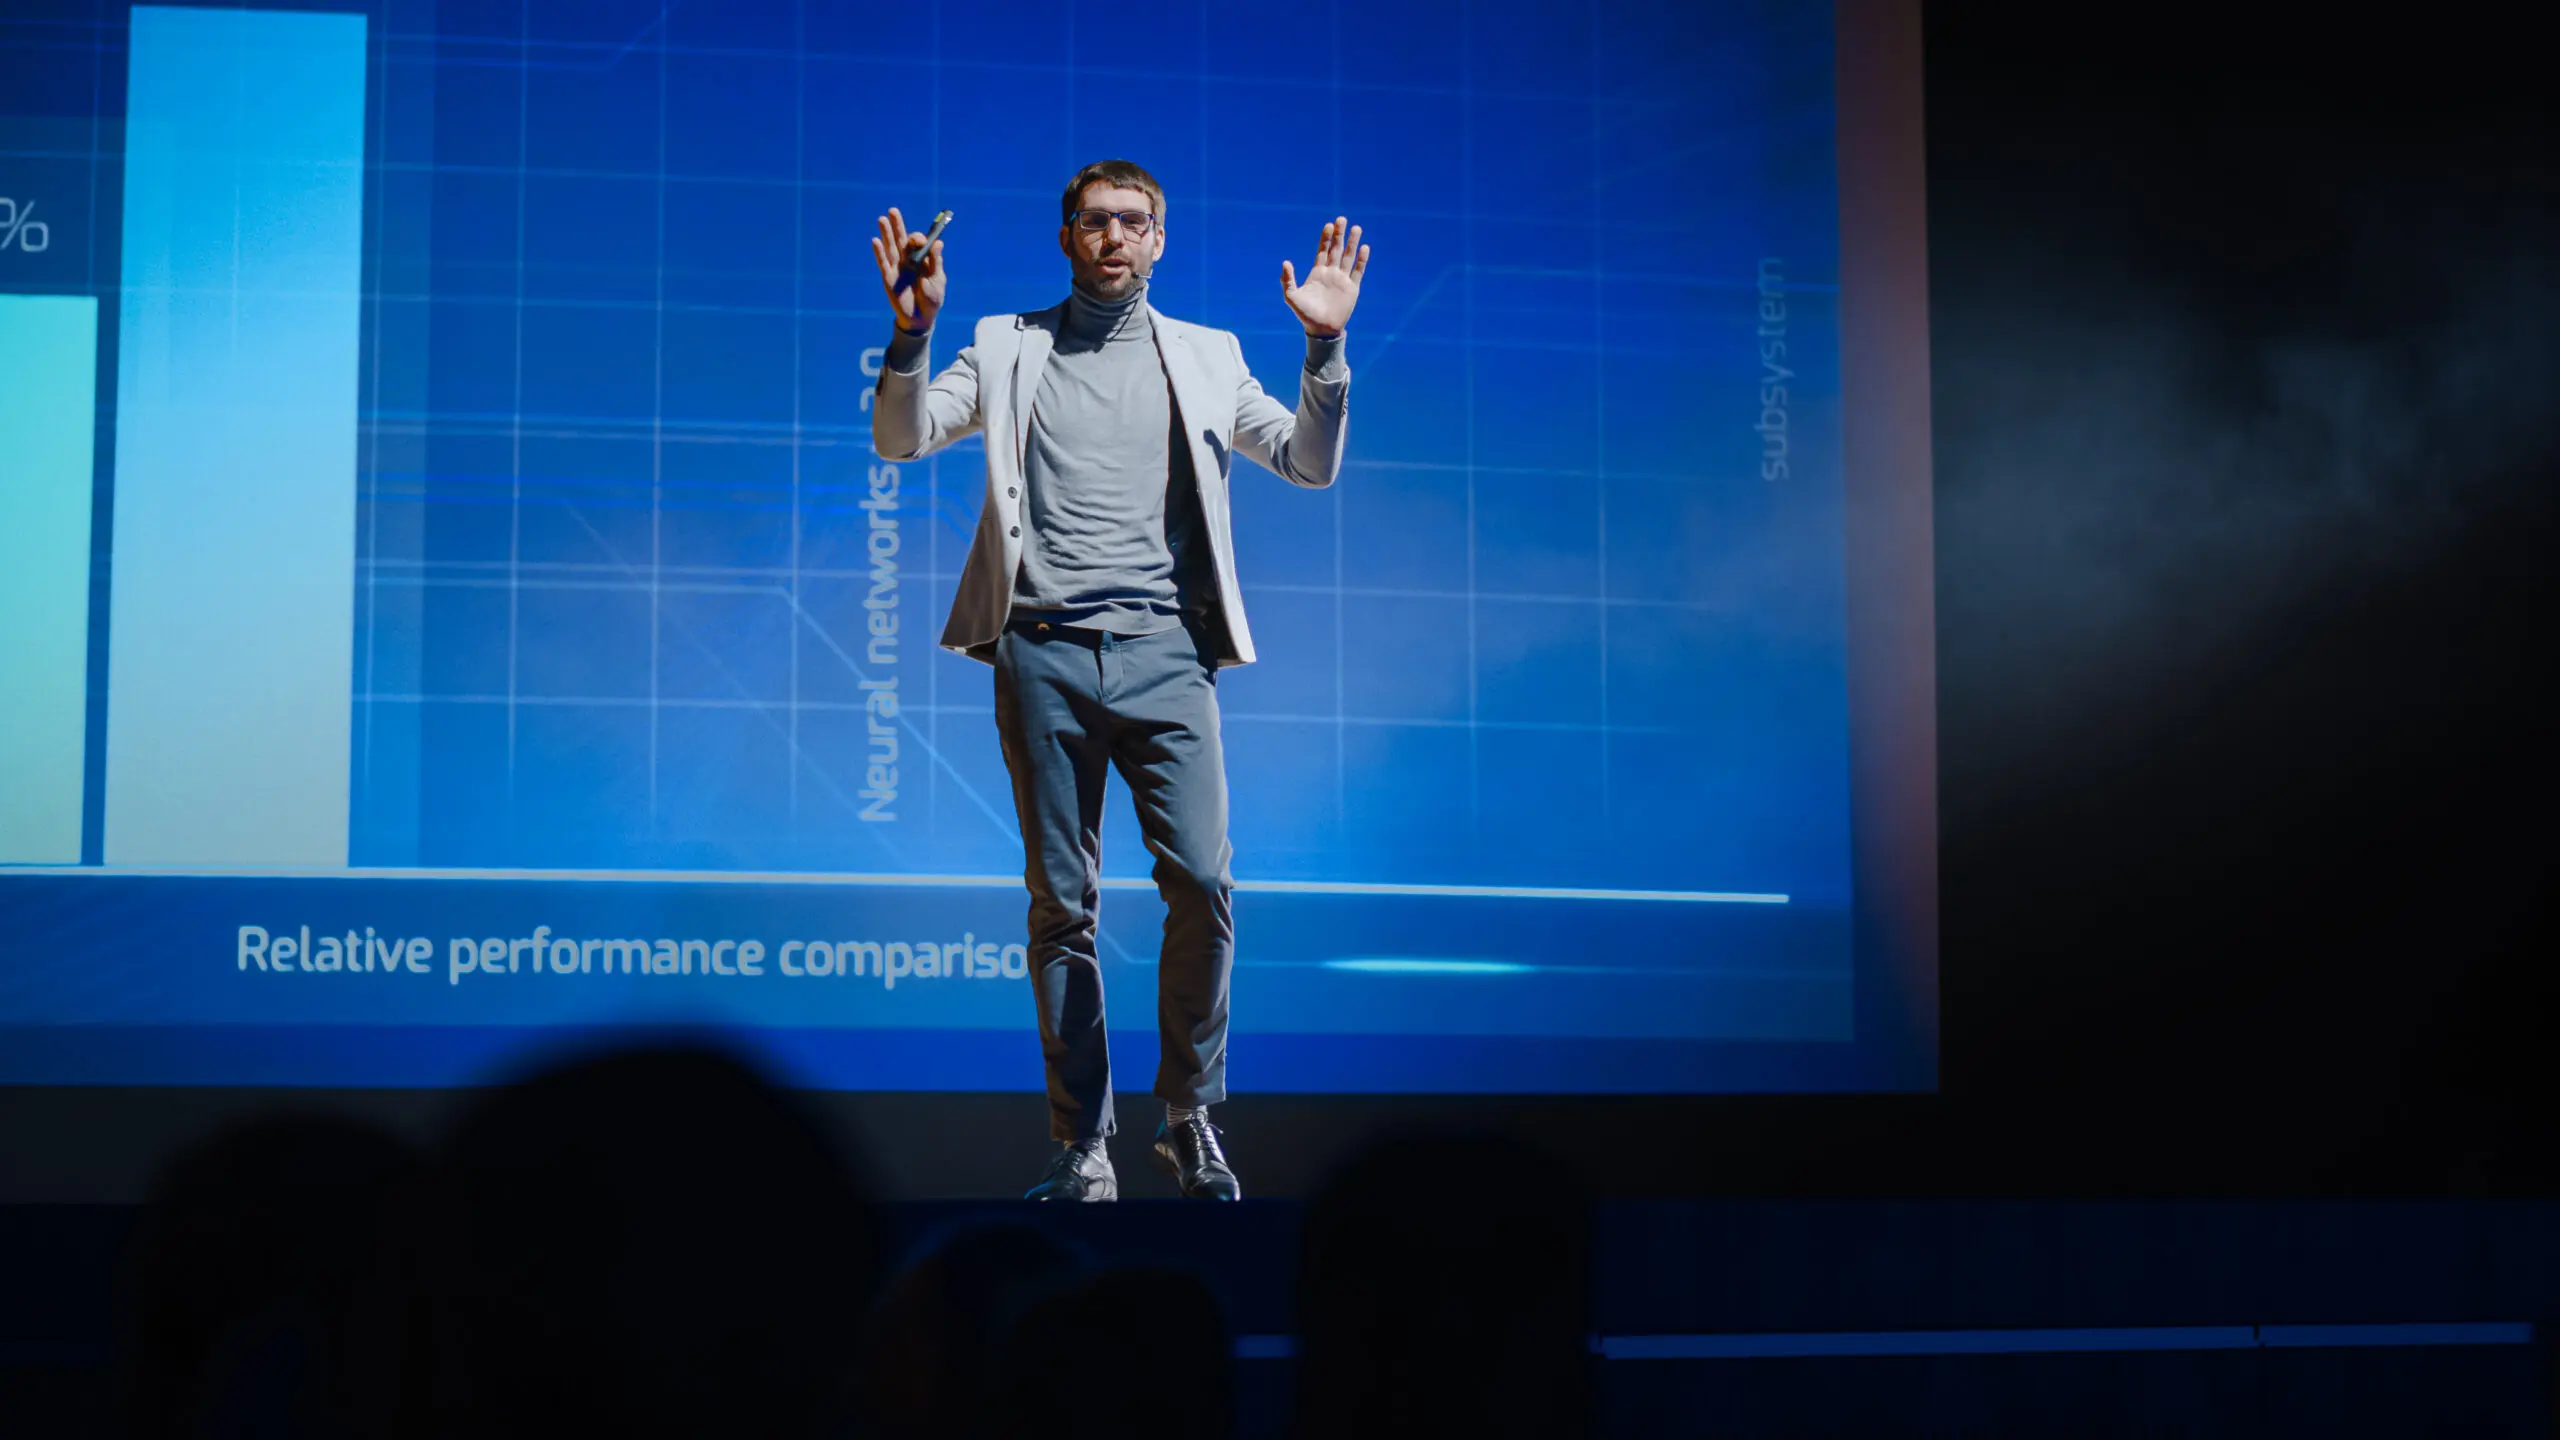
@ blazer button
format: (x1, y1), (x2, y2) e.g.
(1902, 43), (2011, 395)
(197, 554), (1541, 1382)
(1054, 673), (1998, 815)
(1007, 486), (1018, 498)
(1008, 526), (1020, 537)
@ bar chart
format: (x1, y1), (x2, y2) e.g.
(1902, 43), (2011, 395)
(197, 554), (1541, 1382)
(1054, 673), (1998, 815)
(102, 5), (368, 868)
(0, 295), (96, 865)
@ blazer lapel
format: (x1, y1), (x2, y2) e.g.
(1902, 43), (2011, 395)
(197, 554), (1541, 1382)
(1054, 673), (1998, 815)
(1009, 306), (1061, 472)
(1151, 309), (1219, 472)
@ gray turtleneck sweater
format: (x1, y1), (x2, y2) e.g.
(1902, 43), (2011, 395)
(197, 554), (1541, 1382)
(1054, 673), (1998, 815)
(886, 282), (1346, 635)
(1012, 283), (1195, 633)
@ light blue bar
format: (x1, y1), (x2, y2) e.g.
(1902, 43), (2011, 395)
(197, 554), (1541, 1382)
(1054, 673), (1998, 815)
(1241, 1325), (2542, 1363)
(1602, 1327), (2263, 1360)
(2256, 1322), (2535, 1350)
(106, 6), (367, 868)
(0, 295), (100, 864)
(1596, 1323), (2536, 1360)
(1323, 958), (1536, 975)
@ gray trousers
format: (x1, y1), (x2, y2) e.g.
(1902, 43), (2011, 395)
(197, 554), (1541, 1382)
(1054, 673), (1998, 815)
(992, 618), (1235, 1141)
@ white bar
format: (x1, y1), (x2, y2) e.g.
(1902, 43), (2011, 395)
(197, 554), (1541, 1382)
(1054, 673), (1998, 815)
(0, 865), (1789, 903)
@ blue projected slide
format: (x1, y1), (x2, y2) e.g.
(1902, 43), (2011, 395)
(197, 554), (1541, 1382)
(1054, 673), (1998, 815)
(0, 1), (1935, 1094)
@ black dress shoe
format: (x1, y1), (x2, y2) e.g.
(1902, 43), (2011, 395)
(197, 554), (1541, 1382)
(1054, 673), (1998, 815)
(1025, 1138), (1117, 1201)
(1153, 1114), (1241, 1200)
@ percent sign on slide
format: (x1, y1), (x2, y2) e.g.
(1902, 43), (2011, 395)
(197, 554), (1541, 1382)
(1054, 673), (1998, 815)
(0, 197), (49, 252)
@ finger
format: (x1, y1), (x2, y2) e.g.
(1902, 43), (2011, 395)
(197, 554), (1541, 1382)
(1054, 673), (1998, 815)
(1350, 243), (1370, 282)
(1312, 221), (1332, 269)
(922, 237), (944, 277)
(1280, 259), (1297, 293)
(1332, 216), (1349, 266)
(1341, 223), (1362, 270)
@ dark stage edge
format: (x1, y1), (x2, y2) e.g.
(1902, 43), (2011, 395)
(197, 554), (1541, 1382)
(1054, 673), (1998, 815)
(4, 1201), (2554, 1437)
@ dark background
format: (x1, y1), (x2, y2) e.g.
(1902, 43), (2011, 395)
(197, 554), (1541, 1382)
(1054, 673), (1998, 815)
(1820, 0), (2556, 1194)
(4, 0), (2552, 1201)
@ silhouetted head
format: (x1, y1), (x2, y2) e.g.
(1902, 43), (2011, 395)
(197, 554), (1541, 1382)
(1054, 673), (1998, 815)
(858, 1223), (1081, 1440)
(1293, 1129), (1595, 1440)
(422, 1042), (881, 1440)
(119, 1113), (422, 1440)
(989, 1266), (1234, 1440)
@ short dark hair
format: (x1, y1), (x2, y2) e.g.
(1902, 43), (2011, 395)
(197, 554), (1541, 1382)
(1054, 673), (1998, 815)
(1061, 159), (1164, 224)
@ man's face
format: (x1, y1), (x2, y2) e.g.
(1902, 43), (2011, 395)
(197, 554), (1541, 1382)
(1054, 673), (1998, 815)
(1058, 182), (1165, 300)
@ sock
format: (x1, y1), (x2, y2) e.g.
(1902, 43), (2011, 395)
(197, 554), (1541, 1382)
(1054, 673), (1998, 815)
(1166, 1103), (1208, 1128)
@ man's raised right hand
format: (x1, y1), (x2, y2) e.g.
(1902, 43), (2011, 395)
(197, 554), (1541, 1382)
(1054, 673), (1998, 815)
(870, 206), (946, 334)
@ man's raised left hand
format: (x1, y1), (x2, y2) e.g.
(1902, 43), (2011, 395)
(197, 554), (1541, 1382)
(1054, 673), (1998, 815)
(1281, 216), (1368, 337)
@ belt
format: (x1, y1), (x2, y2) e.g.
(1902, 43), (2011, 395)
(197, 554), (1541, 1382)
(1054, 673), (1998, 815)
(1007, 615), (1108, 647)
(1006, 613), (1203, 648)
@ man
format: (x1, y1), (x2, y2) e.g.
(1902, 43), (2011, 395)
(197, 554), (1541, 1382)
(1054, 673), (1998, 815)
(869, 160), (1367, 1201)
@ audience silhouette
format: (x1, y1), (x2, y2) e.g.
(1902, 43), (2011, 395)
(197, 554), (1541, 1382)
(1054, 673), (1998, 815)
(120, 1114), (420, 1440)
(857, 1222), (1080, 1440)
(112, 1042), (1592, 1439)
(393, 1043), (883, 1439)
(1292, 1130), (1596, 1440)
(987, 1265), (1237, 1440)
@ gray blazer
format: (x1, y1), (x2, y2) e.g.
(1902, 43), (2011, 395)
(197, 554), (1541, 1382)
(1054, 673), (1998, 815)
(872, 302), (1350, 667)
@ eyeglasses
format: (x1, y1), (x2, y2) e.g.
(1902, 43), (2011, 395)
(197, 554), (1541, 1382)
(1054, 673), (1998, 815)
(1069, 209), (1158, 237)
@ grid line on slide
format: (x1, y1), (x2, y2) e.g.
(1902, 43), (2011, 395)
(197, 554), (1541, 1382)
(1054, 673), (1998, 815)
(505, 0), (528, 802)
(359, 15), (386, 819)
(649, 1), (667, 822)
(1330, 0), (1346, 825)
(0, 865), (1790, 905)
(1590, 0), (1614, 831)
(926, 0), (945, 837)
(787, 0), (805, 818)
(1459, 11), (1481, 843)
